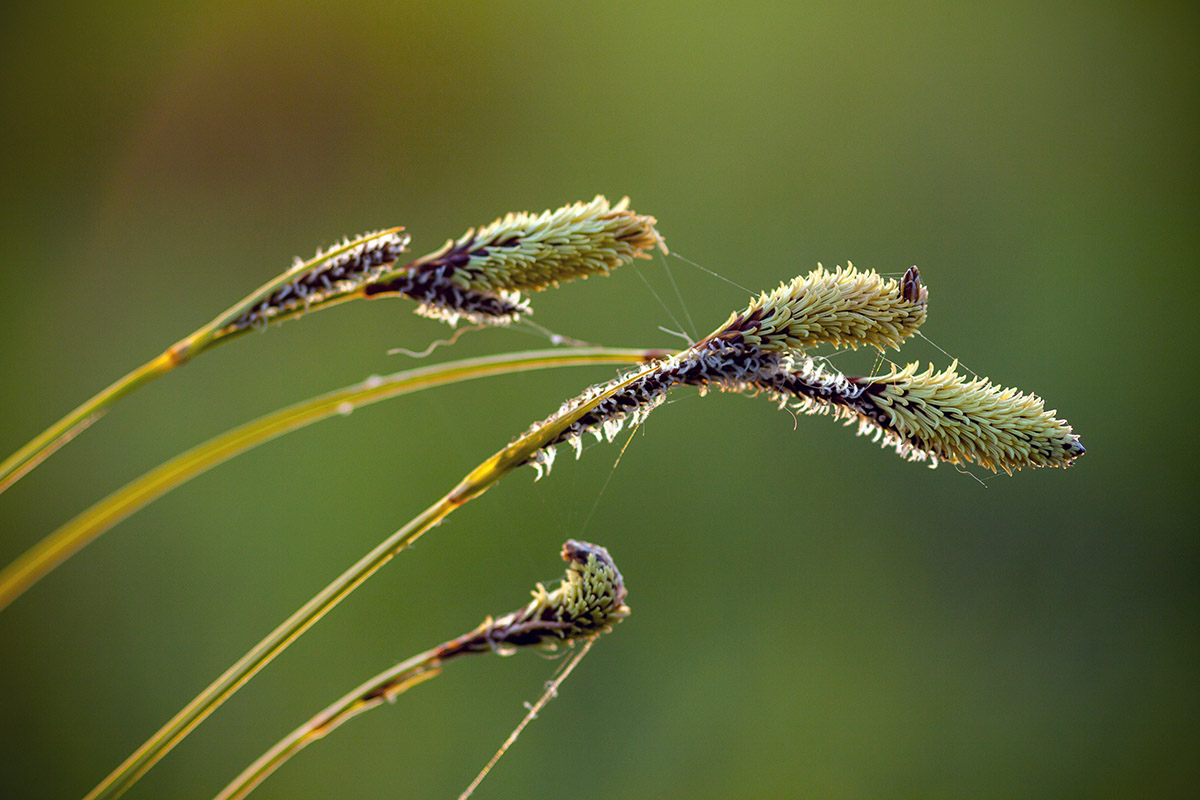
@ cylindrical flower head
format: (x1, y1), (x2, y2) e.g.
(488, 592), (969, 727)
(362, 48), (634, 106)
(712, 264), (928, 353)
(411, 195), (665, 293)
(860, 361), (1085, 473)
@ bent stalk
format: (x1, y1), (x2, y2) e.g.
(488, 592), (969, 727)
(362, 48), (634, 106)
(0, 348), (658, 612)
(0, 229), (407, 495)
(216, 539), (627, 800)
(83, 354), (665, 800)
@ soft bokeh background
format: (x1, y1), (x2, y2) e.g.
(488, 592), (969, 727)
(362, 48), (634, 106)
(1, 2), (1195, 798)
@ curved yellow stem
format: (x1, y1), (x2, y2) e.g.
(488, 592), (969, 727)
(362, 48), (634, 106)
(215, 652), (443, 800)
(0, 348), (657, 613)
(0, 229), (404, 496)
(83, 351), (665, 800)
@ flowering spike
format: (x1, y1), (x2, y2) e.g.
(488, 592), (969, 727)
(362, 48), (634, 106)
(227, 229), (410, 331)
(366, 196), (663, 325)
(433, 539), (629, 656)
(212, 540), (627, 800)
(521, 264), (1082, 476)
(712, 263), (928, 353)
(856, 362), (1085, 473)
(422, 195), (665, 293)
(756, 357), (1083, 472)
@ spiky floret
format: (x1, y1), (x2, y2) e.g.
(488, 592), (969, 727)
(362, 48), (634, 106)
(712, 264), (928, 353)
(855, 362), (1085, 473)
(760, 358), (1084, 473)
(416, 194), (665, 293)
(522, 265), (1082, 477)
(365, 196), (664, 325)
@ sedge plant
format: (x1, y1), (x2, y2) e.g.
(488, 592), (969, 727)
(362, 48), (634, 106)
(214, 540), (629, 800)
(0, 195), (663, 495)
(0, 347), (663, 611)
(80, 250), (1084, 799)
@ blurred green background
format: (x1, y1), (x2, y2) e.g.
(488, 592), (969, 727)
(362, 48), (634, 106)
(1, 2), (1195, 798)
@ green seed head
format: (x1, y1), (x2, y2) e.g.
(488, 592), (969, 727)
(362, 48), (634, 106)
(551, 540), (630, 638)
(862, 361), (1085, 473)
(413, 195), (665, 293)
(714, 264), (928, 353)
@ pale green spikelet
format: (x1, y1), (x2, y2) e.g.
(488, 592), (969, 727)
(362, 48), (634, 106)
(365, 196), (664, 325)
(419, 195), (665, 293)
(758, 357), (1084, 472)
(550, 540), (630, 638)
(711, 264), (928, 353)
(858, 361), (1085, 473)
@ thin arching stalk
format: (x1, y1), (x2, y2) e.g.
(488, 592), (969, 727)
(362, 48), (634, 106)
(216, 539), (626, 800)
(0, 229), (406, 496)
(458, 640), (594, 800)
(83, 356), (666, 800)
(214, 651), (443, 800)
(0, 348), (659, 612)
(2, 195), (664, 495)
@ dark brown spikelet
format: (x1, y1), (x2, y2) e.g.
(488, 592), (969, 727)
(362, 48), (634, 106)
(229, 230), (410, 331)
(363, 265), (530, 326)
(901, 265), (923, 304)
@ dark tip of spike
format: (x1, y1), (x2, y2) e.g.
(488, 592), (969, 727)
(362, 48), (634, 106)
(901, 265), (923, 303)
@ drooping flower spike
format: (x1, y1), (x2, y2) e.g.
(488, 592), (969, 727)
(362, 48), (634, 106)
(225, 195), (664, 332)
(759, 357), (1085, 473)
(0, 197), (662, 496)
(524, 263), (1083, 475)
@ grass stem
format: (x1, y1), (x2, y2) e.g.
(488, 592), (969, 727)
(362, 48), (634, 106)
(82, 356), (663, 800)
(0, 350), (177, 495)
(216, 539), (626, 800)
(0, 348), (658, 612)
(214, 651), (443, 800)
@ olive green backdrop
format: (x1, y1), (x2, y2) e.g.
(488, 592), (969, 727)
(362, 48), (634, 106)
(1, 2), (1195, 798)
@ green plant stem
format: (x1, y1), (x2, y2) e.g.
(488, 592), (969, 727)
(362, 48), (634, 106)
(0, 349), (179, 495)
(0, 318), (274, 496)
(0, 230), (404, 496)
(214, 650), (444, 800)
(83, 353), (666, 800)
(0, 348), (658, 613)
